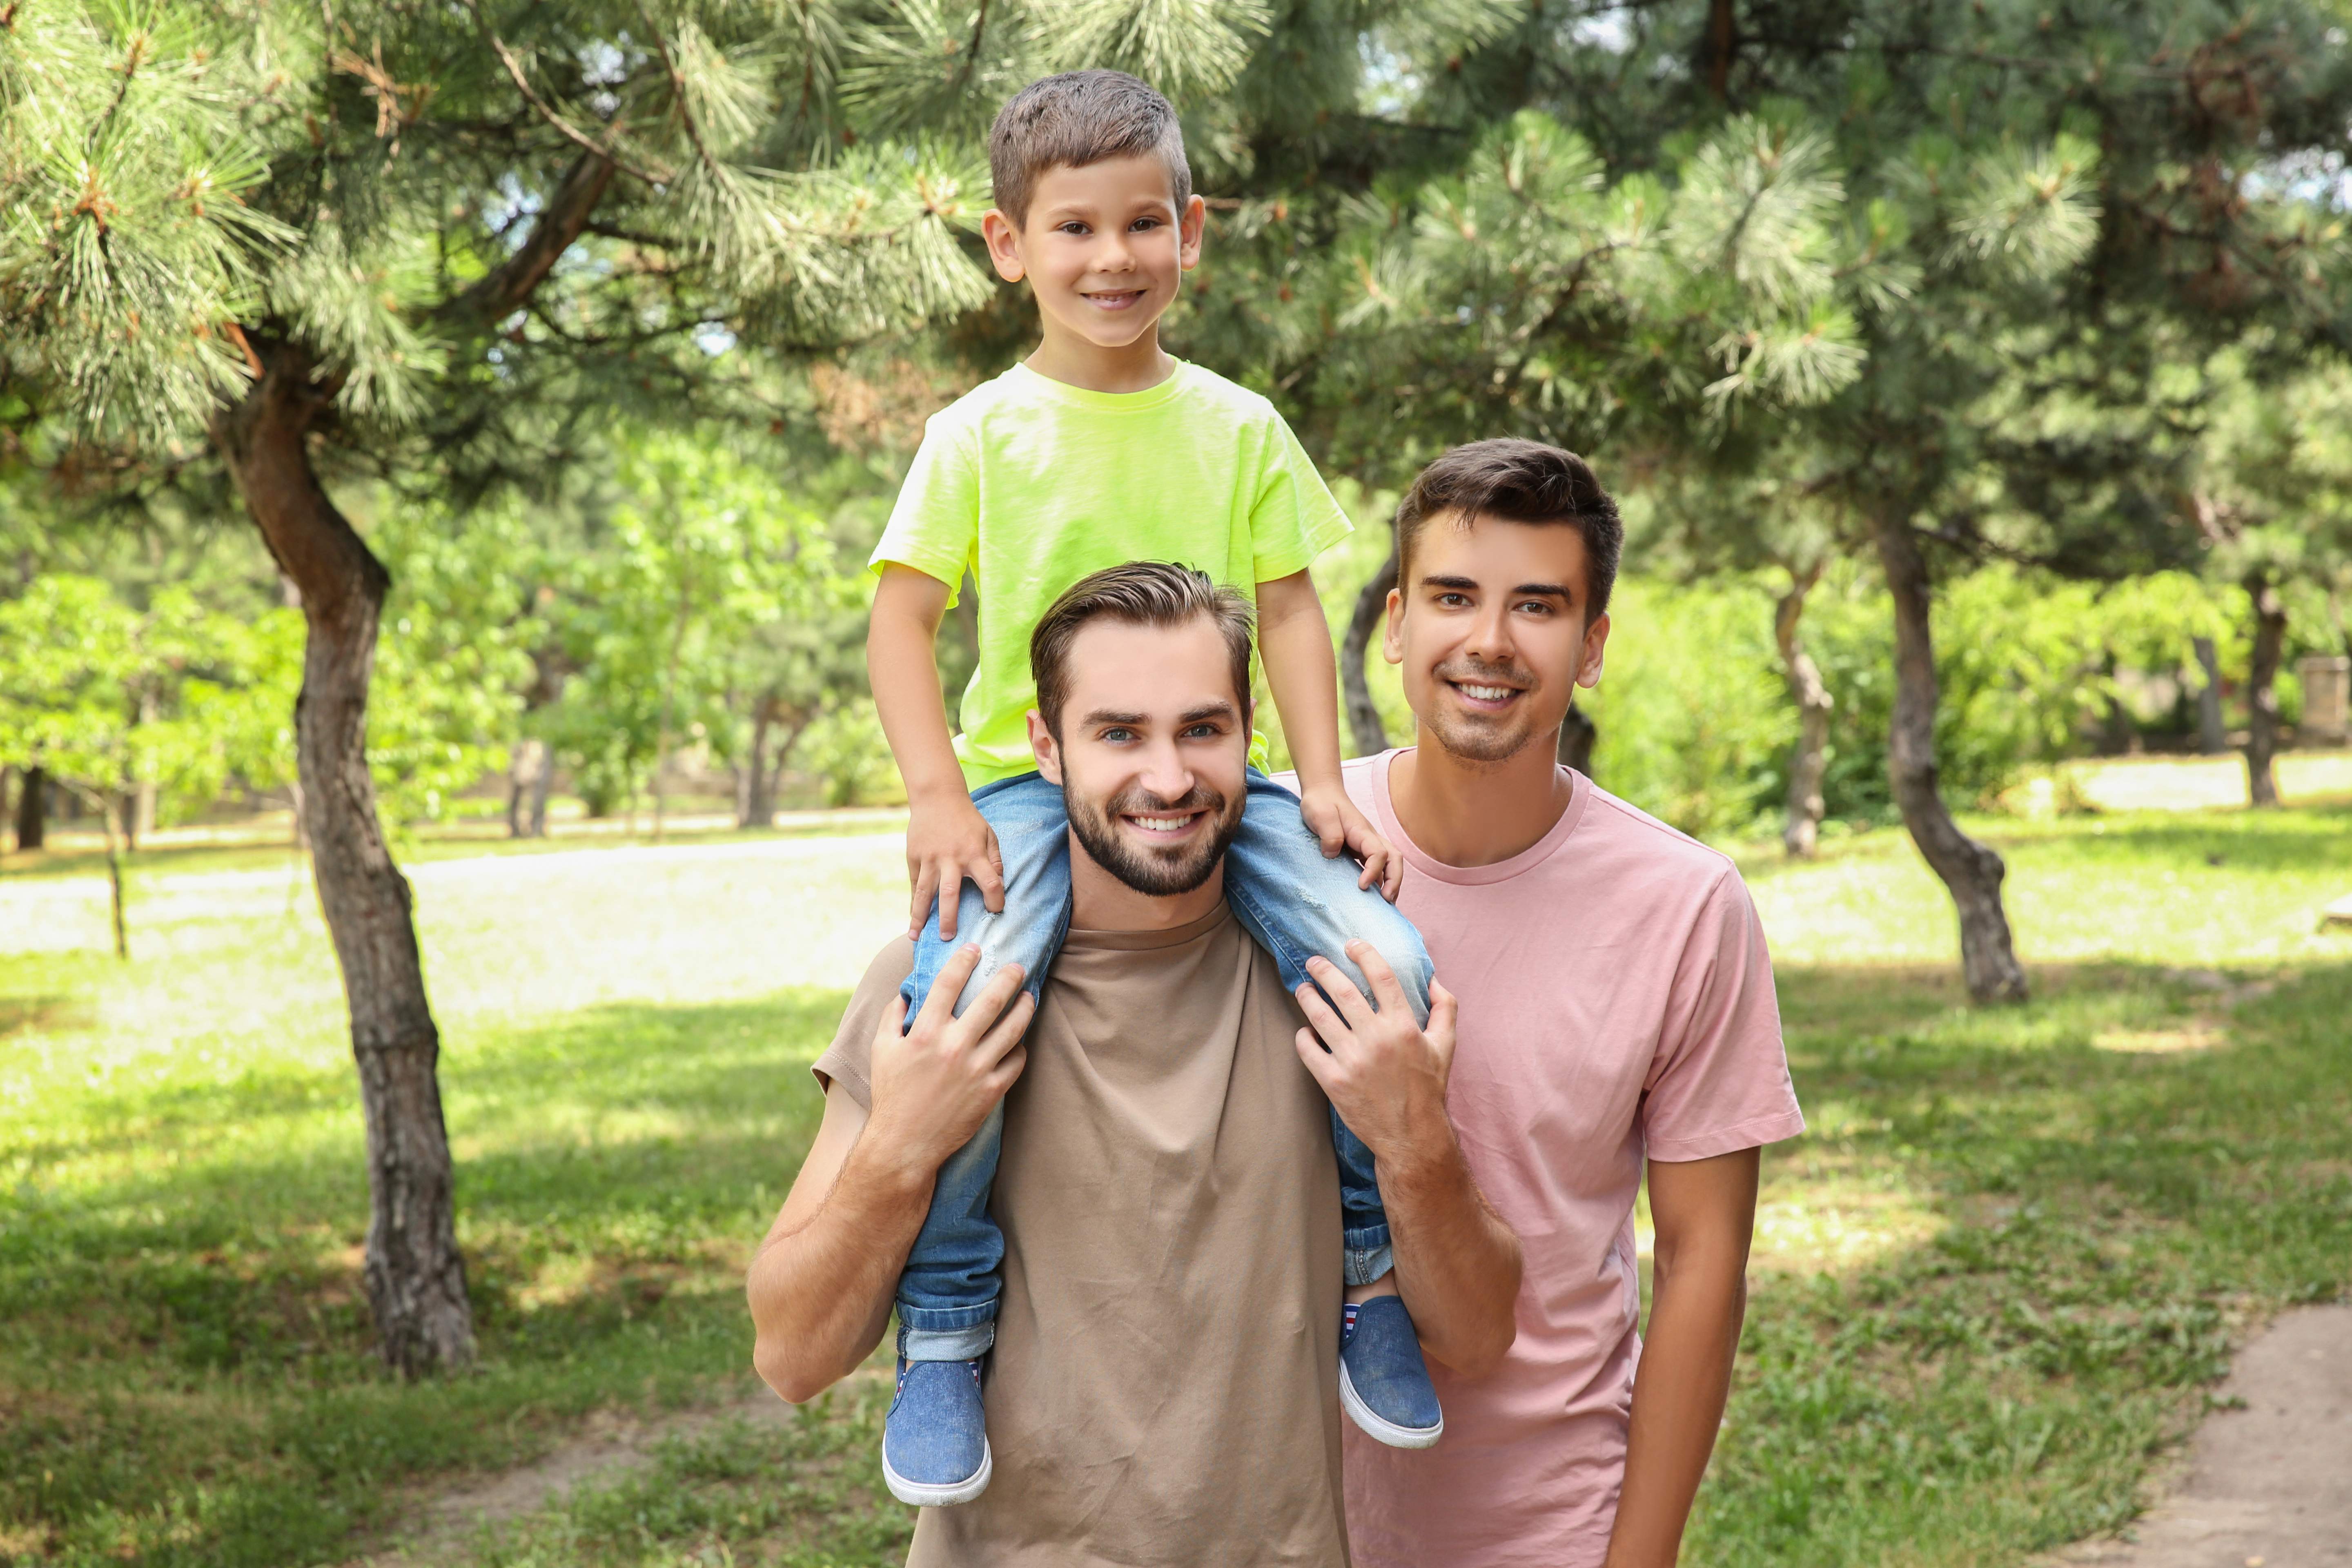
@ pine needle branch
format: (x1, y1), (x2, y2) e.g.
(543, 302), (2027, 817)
(466, 0), (671, 185)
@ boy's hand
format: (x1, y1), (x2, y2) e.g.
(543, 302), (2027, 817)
(1298, 783), (1404, 902)
(906, 791), (1005, 940)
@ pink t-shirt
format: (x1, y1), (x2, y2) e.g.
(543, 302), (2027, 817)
(1337, 749), (1804, 1568)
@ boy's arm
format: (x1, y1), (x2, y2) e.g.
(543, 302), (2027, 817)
(1602, 1147), (1761, 1568)
(869, 564), (1003, 939)
(1255, 568), (1401, 900)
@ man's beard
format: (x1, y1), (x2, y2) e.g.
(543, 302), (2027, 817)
(1066, 780), (1243, 897)
(1423, 656), (1548, 764)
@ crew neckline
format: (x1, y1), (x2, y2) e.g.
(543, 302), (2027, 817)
(1005, 357), (1192, 411)
(1368, 747), (1588, 886)
(1063, 902), (1230, 951)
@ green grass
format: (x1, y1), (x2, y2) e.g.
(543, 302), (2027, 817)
(2, 803), (2348, 1566)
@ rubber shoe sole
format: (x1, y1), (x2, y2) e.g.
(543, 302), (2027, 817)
(1339, 1359), (1443, 1449)
(881, 1436), (993, 1507)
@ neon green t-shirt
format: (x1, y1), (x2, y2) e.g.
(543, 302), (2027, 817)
(872, 359), (1354, 787)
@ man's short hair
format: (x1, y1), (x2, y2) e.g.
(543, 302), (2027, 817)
(1031, 562), (1253, 739)
(1394, 439), (1624, 624)
(989, 70), (1192, 229)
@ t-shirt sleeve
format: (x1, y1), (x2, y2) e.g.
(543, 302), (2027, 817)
(870, 414), (978, 603)
(810, 936), (919, 1111)
(1247, 412), (1353, 584)
(1639, 868), (1806, 1161)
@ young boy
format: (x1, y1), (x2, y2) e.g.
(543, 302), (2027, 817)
(865, 69), (1442, 1508)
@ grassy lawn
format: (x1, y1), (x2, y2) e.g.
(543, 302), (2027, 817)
(3, 787), (2349, 1566)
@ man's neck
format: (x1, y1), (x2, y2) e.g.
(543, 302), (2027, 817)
(1066, 830), (1226, 930)
(1388, 726), (1573, 870)
(1025, 322), (1174, 395)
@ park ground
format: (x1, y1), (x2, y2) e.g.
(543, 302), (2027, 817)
(3, 752), (2350, 1568)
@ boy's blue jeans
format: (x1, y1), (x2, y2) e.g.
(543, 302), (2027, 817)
(893, 768), (1434, 1362)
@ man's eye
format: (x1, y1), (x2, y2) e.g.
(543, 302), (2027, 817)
(1438, 593), (1471, 607)
(1100, 728), (1135, 743)
(1516, 600), (1552, 615)
(1182, 723), (1219, 738)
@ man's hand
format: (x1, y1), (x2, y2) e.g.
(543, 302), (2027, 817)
(1291, 942), (1456, 1159)
(1297, 783), (1403, 902)
(905, 791), (1005, 940)
(867, 943), (1035, 1173)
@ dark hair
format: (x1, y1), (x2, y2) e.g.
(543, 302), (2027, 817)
(1031, 562), (1254, 739)
(989, 70), (1191, 228)
(1394, 439), (1624, 623)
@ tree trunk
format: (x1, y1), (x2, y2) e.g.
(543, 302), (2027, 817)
(2242, 571), (2286, 808)
(131, 686), (159, 844)
(738, 698), (774, 830)
(15, 764), (45, 851)
(1556, 704), (1597, 777)
(1774, 564), (1833, 858)
(652, 579), (690, 843)
(212, 339), (474, 1376)
(1873, 516), (2028, 1003)
(525, 741), (554, 837)
(1341, 544), (1399, 758)
(98, 791), (128, 960)
(2192, 635), (2227, 755)
(507, 738), (550, 838)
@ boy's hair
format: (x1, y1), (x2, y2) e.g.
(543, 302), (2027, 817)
(1031, 563), (1253, 740)
(989, 70), (1192, 229)
(1394, 439), (1625, 624)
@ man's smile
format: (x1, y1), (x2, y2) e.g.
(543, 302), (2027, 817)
(1122, 808), (1205, 838)
(1446, 678), (1527, 713)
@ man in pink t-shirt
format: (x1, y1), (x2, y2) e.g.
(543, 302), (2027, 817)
(1322, 439), (1805, 1568)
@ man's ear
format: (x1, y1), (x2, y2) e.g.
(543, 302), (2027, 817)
(982, 209), (1026, 283)
(1577, 612), (1611, 690)
(1027, 708), (1063, 784)
(1381, 585), (1405, 667)
(1178, 192), (1207, 270)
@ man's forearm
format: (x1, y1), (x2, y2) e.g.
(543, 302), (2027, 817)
(1604, 1153), (1757, 1568)
(749, 1134), (934, 1401)
(1382, 1113), (1521, 1376)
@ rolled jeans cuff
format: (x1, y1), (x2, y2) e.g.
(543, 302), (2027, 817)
(1343, 1227), (1395, 1288)
(898, 1316), (996, 1363)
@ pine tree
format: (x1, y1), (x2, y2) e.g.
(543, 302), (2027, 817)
(1244, 0), (2352, 1001)
(2, 0), (1281, 1373)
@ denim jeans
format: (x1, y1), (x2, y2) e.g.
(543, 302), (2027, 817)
(893, 769), (1434, 1359)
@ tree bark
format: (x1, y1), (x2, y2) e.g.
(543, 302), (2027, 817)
(738, 698), (774, 830)
(2242, 571), (2286, 808)
(1341, 543), (1399, 759)
(2192, 635), (2227, 755)
(1774, 564), (1833, 858)
(1873, 516), (2028, 1003)
(524, 741), (554, 837)
(1702, 0), (1740, 100)
(211, 338), (474, 1376)
(15, 764), (45, 851)
(1556, 704), (1597, 777)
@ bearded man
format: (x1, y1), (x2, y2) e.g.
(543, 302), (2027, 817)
(748, 561), (1521, 1566)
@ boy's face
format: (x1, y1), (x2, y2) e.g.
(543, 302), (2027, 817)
(982, 155), (1205, 354)
(1384, 513), (1611, 766)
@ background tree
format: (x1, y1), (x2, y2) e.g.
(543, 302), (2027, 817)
(0, 0), (1281, 1373)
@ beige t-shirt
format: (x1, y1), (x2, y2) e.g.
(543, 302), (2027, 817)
(814, 907), (1350, 1568)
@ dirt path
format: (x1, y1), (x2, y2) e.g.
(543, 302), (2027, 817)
(354, 1386), (822, 1567)
(2060, 1304), (2352, 1568)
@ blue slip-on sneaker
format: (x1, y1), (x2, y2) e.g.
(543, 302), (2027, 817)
(1339, 1295), (1444, 1449)
(881, 1356), (992, 1506)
